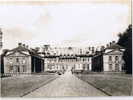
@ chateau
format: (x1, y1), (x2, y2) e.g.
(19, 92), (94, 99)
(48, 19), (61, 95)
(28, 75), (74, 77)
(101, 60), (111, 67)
(1, 41), (125, 75)
(41, 46), (94, 73)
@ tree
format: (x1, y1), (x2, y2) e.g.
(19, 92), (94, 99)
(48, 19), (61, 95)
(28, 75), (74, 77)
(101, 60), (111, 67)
(117, 24), (132, 74)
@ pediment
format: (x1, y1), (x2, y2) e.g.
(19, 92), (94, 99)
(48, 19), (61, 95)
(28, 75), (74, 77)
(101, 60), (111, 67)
(6, 51), (29, 57)
(104, 49), (123, 55)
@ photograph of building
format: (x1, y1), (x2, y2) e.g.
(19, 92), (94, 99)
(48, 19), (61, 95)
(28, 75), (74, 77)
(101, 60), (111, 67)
(0, 0), (132, 98)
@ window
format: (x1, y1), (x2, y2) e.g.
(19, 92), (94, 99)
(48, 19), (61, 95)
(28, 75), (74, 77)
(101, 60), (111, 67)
(109, 64), (112, 71)
(115, 56), (119, 61)
(88, 64), (89, 69)
(16, 58), (19, 63)
(115, 64), (119, 71)
(109, 56), (112, 61)
(88, 58), (90, 61)
(16, 65), (20, 72)
(48, 65), (52, 70)
(82, 58), (84, 61)
(9, 66), (13, 72)
(83, 64), (86, 70)
(22, 65), (26, 72)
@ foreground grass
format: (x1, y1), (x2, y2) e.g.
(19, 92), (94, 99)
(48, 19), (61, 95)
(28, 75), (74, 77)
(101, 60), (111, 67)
(75, 74), (132, 96)
(1, 74), (59, 97)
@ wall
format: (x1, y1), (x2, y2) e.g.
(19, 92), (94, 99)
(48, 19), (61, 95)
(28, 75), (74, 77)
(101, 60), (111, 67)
(4, 52), (32, 74)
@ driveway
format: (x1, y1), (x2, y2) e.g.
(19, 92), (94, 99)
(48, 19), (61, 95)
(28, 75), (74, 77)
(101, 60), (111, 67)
(24, 71), (107, 97)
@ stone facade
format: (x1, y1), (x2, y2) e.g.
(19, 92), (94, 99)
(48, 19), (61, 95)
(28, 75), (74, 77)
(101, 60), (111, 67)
(44, 55), (92, 73)
(1, 42), (125, 75)
(42, 46), (93, 73)
(4, 52), (31, 74)
(103, 45), (125, 72)
(2, 43), (44, 74)
(92, 42), (125, 72)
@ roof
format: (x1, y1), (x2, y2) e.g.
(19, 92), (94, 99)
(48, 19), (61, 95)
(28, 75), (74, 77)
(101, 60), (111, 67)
(76, 54), (93, 57)
(104, 49), (124, 55)
(4, 45), (42, 59)
(106, 44), (124, 49)
(44, 55), (60, 58)
(11, 46), (30, 52)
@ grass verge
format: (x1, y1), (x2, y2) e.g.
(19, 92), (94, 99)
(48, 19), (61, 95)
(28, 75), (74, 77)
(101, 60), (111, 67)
(75, 73), (132, 96)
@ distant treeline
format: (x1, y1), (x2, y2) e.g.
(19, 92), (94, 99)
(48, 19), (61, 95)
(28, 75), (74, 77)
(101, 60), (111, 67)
(117, 24), (132, 74)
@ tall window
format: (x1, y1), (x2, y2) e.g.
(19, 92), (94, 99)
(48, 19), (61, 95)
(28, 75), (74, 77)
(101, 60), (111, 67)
(23, 65), (26, 72)
(109, 56), (112, 61)
(16, 58), (19, 63)
(88, 64), (90, 70)
(16, 66), (20, 72)
(115, 64), (119, 71)
(109, 64), (112, 71)
(9, 66), (13, 72)
(83, 58), (85, 62)
(115, 56), (119, 61)
(88, 58), (90, 62)
(83, 64), (85, 70)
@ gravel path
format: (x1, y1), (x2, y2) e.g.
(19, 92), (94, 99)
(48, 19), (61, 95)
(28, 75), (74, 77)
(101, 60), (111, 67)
(24, 71), (107, 97)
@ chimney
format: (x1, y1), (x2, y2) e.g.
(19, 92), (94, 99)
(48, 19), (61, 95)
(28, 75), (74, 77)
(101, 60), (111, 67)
(101, 46), (105, 51)
(26, 45), (29, 49)
(112, 41), (115, 45)
(18, 43), (22, 47)
(23, 44), (25, 48)
(106, 44), (109, 48)
(109, 42), (112, 46)
(88, 47), (91, 50)
(92, 47), (95, 53)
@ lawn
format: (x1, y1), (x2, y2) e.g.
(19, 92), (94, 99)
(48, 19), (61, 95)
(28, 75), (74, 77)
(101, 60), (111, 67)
(75, 73), (132, 96)
(1, 74), (59, 97)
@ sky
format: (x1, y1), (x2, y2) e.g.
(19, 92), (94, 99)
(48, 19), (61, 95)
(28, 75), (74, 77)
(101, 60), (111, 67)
(0, 1), (131, 49)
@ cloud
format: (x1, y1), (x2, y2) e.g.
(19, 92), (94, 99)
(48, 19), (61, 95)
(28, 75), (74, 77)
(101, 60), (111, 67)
(0, 3), (130, 49)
